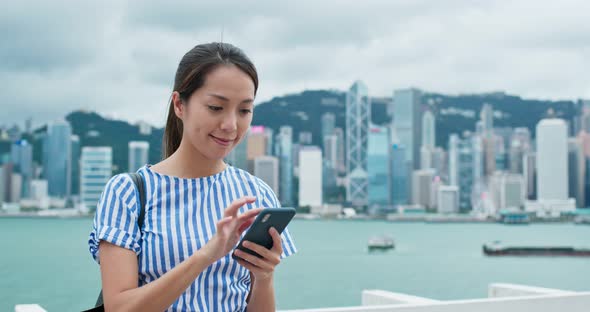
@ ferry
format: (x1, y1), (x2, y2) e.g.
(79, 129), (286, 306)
(483, 241), (590, 257)
(368, 235), (395, 251)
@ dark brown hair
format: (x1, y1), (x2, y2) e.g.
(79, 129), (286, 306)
(163, 42), (259, 159)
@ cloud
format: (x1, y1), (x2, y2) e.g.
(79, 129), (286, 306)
(1, 0), (589, 129)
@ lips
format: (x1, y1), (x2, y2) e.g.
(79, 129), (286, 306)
(210, 135), (234, 146)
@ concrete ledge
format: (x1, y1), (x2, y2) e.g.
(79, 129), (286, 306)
(14, 305), (47, 312)
(280, 291), (590, 312)
(489, 283), (576, 298)
(362, 290), (441, 306)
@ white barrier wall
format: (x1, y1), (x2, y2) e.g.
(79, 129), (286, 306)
(281, 290), (590, 312)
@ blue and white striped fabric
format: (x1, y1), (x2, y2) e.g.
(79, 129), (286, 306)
(88, 164), (297, 312)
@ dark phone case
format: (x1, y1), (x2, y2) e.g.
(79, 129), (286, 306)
(232, 208), (296, 260)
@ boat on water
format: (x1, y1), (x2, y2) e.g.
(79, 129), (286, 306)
(483, 241), (590, 257)
(498, 210), (530, 224)
(368, 235), (395, 251)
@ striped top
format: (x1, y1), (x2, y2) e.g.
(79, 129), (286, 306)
(88, 164), (297, 312)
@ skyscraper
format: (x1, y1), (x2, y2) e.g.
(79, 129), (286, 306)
(420, 110), (436, 170)
(523, 152), (536, 200)
(333, 127), (346, 174)
(390, 144), (408, 206)
(421, 110), (435, 149)
(321, 113), (336, 139)
(576, 99), (590, 135)
(323, 134), (338, 190)
(412, 169), (436, 210)
(420, 146), (433, 170)
(537, 119), (568, 200)
(81, 147), (112, 211)
(568, 138), (585, 208)
(472, 135), (484, 185)
(247, 126), (267, 160)
(481, 103), (493, 132)
(393, 88), (422, 170)
(431, 147), (447, 180)
(30, 179), (48, 200)
(128, 141), (150, 173)
(448, 134), (459, 186)
(44, 120), (72, 198)
(480, 104), (495, 177)
(70, 135), (81, 196)
(254, 156), (279, 196)
(438, 185), (459, 214)
(11, 139), (33, 198)
(247, 126), (267, 173)
(299, 131), (313, 145)
(277, 126), (293, 206)
(449, 133), (475, 212)
(299, 146), (323, 209)
(1, 163), (14, 203)
(264, 128), (274, 156)
(368, 126), (390, 208)
(494, 134), (507, 171)
(489, 172), (525, 211)
(483, 135), (497, 176)
(525, 119), (575, 216)
(346, 81), (370, 208)
(322, 112), (338, 192)
(509, 128), (531, 174)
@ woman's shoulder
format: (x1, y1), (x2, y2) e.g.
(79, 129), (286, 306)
(104, 173), (135, 192)
(98, 173), (139, 208)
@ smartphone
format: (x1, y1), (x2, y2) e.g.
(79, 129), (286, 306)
(232, 207), (296, 260)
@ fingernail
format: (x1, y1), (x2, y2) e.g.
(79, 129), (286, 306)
(243, 241), (250, 247)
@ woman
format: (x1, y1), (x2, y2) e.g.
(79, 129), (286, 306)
(88, 42), (297, 312)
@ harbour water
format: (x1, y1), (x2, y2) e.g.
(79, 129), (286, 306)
(1, 217), (590, 311)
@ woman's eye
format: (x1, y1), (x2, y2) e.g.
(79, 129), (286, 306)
(240, 109), (252, 114)
(208, 106), (222, 111)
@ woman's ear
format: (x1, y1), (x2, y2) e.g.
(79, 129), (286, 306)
(172, 91), (184, 120)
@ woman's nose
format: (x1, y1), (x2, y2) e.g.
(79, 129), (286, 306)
(221, 113), (237, 131)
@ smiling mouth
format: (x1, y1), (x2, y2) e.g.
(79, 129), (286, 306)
(210, 135), (235, 146)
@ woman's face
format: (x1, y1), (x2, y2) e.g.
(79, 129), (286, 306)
(174, 64), (255, 161)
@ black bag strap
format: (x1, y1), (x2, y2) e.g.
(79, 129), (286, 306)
(93, 172), (146, 309)
(129, 172), (147, 229)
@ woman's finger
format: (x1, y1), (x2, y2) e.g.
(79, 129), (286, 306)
(237, 207), (263, 223)
(242, 241), (279, 265)
(236, 258), (261, 274)
(224, 196), (257, 218)
(270, 227), (283, 255)
(234, 250), (273, 270)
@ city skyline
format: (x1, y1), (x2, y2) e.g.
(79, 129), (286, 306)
(2, 82), (589, 217)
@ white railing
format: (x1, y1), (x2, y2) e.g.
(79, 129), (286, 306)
(279, 283), (590, 312)
(14, 305), (46, 312)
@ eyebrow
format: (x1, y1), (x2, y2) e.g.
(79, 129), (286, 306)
(207, 93), (254, 104)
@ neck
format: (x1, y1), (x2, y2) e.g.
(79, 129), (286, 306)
(165, 139), (227, 179)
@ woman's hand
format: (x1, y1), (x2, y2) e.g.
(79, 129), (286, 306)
(201, 196), (262, 263)
(233, 227), (283, 282)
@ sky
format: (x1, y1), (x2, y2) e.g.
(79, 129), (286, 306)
(1, 0), (589, 128)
